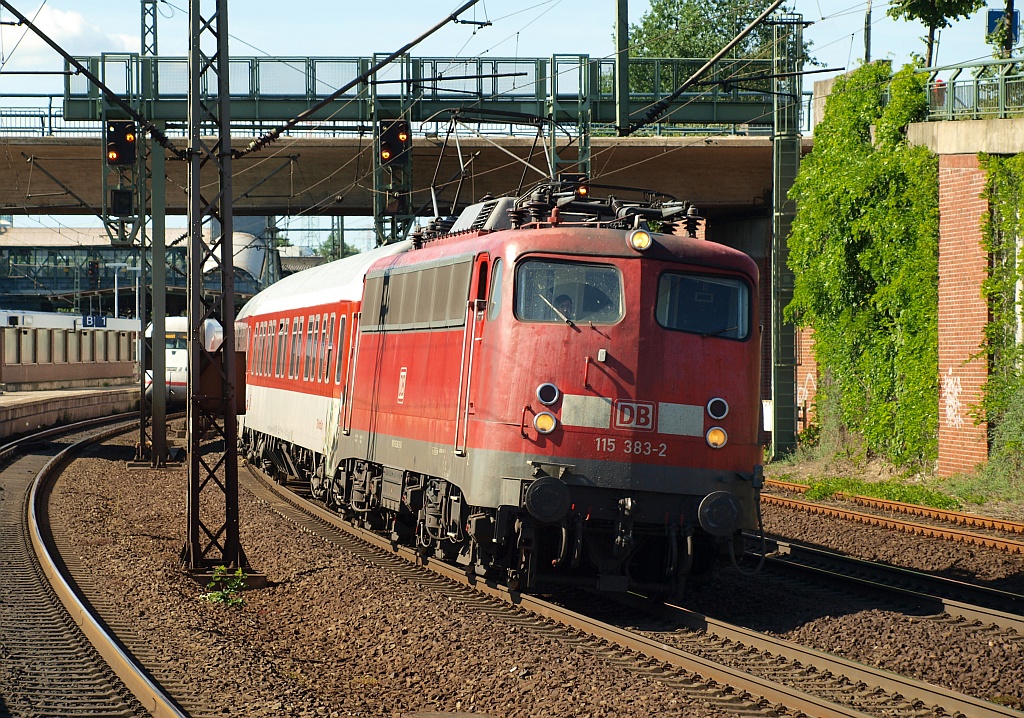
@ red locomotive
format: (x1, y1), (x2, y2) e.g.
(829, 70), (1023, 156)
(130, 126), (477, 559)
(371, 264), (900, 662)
(237, 179), (763, 595)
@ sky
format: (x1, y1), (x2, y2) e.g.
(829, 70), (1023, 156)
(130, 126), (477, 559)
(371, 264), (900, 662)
(0, 1), (1006, 84)
(0, 0), (1011, 243)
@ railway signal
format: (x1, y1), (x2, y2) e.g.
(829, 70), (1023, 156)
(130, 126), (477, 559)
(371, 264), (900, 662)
(378, 119), (411, 167)
(105, 120), (137, 166)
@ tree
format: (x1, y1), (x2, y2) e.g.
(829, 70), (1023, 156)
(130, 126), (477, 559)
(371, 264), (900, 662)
(886, 0), (985, 66)
(314, 231), (360, 261)
(629, 0), (782, 59)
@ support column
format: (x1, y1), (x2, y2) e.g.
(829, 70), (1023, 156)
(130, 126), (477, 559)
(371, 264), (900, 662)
(937, 154), (990, 475)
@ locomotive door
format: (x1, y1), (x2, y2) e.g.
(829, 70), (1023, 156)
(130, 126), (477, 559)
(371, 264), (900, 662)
(454, 253), (490, 456)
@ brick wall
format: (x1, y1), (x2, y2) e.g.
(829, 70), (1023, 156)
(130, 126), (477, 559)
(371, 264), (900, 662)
(937, 154), (989, 476)
(795, 327), (817, 432)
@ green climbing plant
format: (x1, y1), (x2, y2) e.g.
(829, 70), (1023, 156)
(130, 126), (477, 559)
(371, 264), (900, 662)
(786, 61), (938, 466)
(978, 154), (1024, 478)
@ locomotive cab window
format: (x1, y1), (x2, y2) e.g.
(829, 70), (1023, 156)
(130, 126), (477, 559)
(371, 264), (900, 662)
(655, 273), (750, 340)
(515, 259), (622, 324)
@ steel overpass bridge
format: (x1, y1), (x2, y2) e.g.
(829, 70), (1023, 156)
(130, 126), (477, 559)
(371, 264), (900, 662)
(0, 24), (805, 457)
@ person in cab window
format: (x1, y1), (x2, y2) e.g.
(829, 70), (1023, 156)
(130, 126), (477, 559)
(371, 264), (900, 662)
(554, 294), (573, 319)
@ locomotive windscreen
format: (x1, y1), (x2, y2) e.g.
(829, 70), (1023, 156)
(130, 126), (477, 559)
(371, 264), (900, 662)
(655, 273), (750, 339)
(515, 259), (622, 324)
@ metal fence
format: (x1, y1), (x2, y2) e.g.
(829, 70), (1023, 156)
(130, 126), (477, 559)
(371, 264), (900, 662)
(926, 57), (1024, 120)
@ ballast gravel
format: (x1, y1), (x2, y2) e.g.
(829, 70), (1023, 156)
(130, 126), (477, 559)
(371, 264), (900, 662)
(48, 436), (1024, 717)
(50, 438), (730, 718)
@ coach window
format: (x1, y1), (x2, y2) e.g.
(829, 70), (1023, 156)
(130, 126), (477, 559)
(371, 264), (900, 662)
(265, 323), (274, 376)
(487, 258), (503, 321)
(275, 320), (287, 377)
(515, 259), (622, 324)
(334, 315), (347, 385)
(289, 317), (303, 378)
(321, 313), (333, 381)
(655, 273), (750, 340)
(304, 315), (316, 380)
(260, 323), (268, 376)
(250, 324), (259, 376)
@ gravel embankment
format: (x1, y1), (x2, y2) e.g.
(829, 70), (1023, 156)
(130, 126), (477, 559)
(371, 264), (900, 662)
(51, 438), (733, 718)
(49, 436), (1024, 716)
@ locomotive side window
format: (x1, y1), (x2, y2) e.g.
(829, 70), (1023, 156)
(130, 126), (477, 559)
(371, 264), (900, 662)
(414, 270), (436, 326)
(362, 275), (385, 327)
(655, 273), (750, 339)
(487, 258), (503, 321)
(363, 258), (475, 333)
(449, 260), (474, 322)
(514, 259), (623, 324)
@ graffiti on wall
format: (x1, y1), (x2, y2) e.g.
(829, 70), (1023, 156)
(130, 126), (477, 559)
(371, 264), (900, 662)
(942, 366), (965, 429)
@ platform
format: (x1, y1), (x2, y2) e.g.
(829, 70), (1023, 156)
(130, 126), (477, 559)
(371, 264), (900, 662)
(0, 386), (139, 440)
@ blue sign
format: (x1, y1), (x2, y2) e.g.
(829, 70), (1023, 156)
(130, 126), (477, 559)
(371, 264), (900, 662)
(82, 315), (107, 328)
(988, 9), (1020, 43)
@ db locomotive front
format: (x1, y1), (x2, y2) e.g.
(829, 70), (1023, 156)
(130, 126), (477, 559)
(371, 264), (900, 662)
(238, 179), (764, 596)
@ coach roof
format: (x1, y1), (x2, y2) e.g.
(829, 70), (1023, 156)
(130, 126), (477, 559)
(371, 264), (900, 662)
(237, 240), (413, 319)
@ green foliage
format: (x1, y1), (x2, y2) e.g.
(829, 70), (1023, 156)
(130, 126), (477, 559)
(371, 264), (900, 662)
(978, 154), (1024, 478)
(786, 62), (938, 467)
(201, 565), (247, 607)
(802, 476), (962, 510)
(315, 232), (361, 261)
(629, 0), (780, 59)
(886, 0), (986, 65)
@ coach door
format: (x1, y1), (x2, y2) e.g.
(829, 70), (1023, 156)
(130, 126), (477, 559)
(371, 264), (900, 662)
(454, 253), (490, 456)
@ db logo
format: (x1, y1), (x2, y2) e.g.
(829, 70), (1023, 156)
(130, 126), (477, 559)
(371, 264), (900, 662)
(614, 400), (655, 431)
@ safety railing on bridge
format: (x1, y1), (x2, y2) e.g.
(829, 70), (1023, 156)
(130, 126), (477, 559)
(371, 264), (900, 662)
(59, 53), (776, 129)
(925, 57), (1024, 121)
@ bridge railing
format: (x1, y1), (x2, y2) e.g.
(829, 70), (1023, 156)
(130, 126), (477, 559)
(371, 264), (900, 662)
(925, 57), (1024, 120)
(60, 53), (776, 128)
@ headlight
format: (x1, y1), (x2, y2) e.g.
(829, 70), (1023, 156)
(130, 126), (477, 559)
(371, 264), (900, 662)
(534, 412), (558, 435)
(536, 383), (560, 406)
(706, 426), (727, 449)
(627, 229), (653, 251)
(706, 397), (729, 420)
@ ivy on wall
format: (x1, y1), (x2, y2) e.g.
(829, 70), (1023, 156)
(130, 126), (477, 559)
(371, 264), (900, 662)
(786, 62), (939, 466)
(979, 155), (1024, 474)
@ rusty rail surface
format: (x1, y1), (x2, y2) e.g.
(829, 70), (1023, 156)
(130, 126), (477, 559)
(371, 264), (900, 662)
(766, 478), (1024, 535)
(761, 491), (1024, 554)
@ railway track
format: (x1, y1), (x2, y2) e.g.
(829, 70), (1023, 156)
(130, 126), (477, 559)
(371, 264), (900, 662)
(0, 415), (216, 718)
(763, 479), (1024, 554)
(756, 536), (1024, 629)
(243, 461), (1024, 718)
